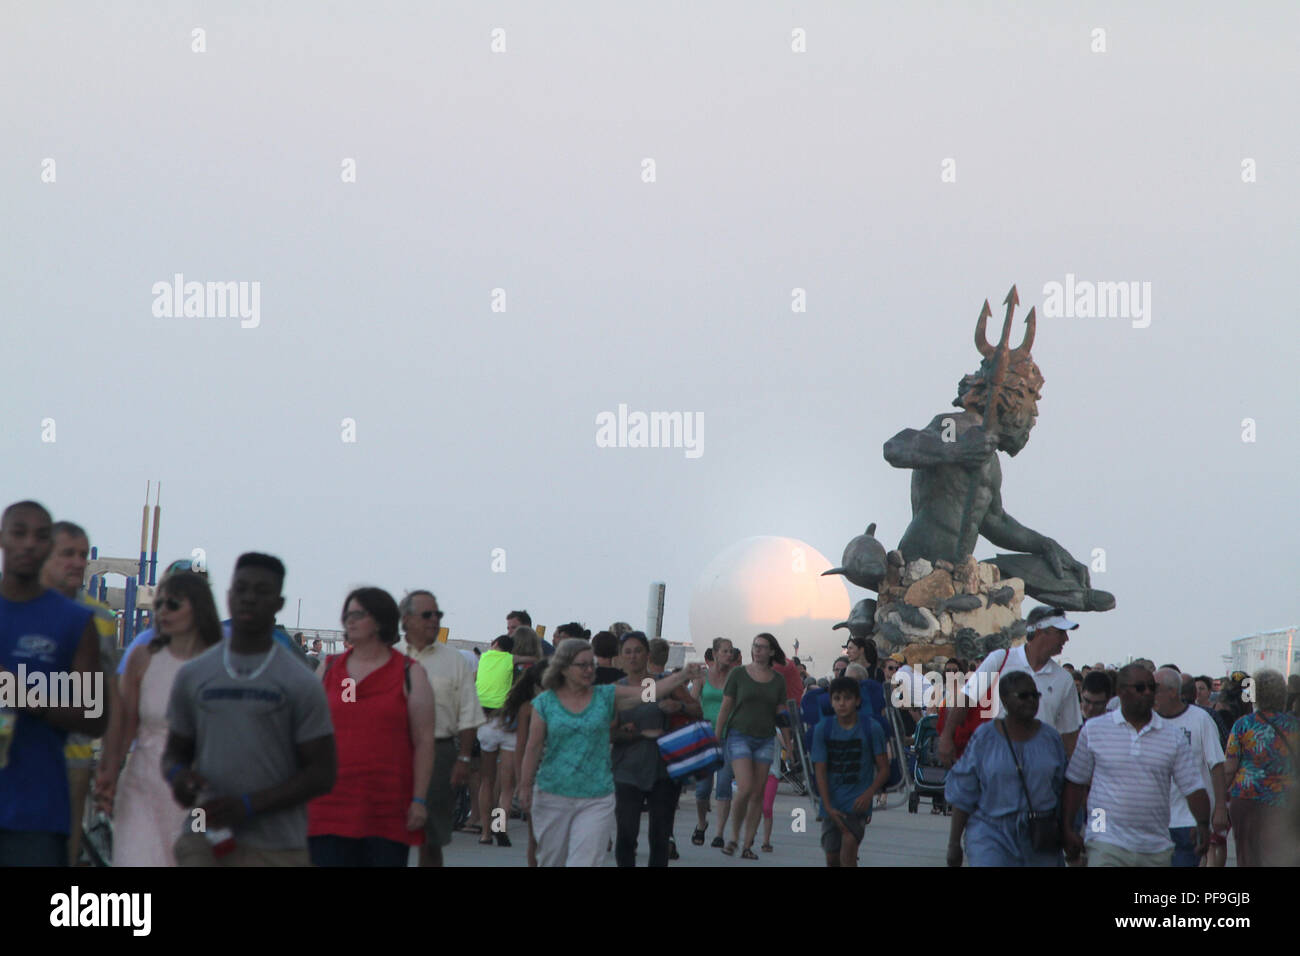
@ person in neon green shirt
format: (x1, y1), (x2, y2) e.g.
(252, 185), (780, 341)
(476, 634), (517, 709)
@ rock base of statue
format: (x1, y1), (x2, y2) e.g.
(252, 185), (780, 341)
(872, 552), (1026, 667)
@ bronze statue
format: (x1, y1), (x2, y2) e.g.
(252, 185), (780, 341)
(881, 287), (1114, 613)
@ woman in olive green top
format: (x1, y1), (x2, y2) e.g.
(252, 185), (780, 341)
(713, 633), (788, 859)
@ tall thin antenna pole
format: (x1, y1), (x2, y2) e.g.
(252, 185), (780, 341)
(148, 482), (161, 586)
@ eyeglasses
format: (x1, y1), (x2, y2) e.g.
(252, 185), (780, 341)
(1125, 682), (1156, 693)
(343, 610), (369, 622)
(571, 661), (595, 670)
(1011, 691), (1041, 701)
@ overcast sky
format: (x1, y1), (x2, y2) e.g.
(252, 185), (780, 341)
(4, 2), (1295, 676)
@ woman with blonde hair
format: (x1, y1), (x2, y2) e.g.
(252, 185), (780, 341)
(519, 638), (700, 867)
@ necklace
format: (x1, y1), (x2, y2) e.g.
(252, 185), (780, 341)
(223, 641), (276, 681)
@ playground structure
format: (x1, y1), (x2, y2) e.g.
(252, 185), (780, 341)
(83, 482), (163, 648)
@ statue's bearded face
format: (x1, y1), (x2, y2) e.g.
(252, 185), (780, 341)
(954, 360), (1042, 456)
(998, 399), (1038, 456)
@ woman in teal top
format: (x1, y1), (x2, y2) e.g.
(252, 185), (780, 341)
(519, 638), (699, 867)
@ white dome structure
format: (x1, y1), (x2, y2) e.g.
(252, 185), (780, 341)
(689, 536), (852, 676)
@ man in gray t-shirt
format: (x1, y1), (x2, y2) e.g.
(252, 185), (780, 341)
(163, 554), (335, 866)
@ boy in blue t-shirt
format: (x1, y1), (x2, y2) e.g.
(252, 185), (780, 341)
(811, 677), (890, 867)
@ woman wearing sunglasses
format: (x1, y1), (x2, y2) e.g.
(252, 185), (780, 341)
(95, 571), (223, 865)
(944, 670), (1067, 867)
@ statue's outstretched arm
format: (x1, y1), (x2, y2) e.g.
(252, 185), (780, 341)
(884, 417), (993, 470)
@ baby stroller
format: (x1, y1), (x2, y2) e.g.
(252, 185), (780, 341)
(906, 714), (949, 814)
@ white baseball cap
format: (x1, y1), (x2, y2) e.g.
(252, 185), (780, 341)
(1027, 608), (1079, 633)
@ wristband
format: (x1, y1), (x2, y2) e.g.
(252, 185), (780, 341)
(241, 793), (255, 817)
(456, 755), (471, 763)
(166, 763), (187, 783)
(412, 796), (427, 806)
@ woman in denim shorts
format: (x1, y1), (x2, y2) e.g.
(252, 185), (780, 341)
(713, 633), (788, 860)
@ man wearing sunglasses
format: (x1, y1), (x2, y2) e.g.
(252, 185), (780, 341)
(1061, 664), (1210, 866)
(400, 590), (483, 867)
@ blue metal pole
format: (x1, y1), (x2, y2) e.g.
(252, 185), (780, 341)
(124, 577), (137, 644)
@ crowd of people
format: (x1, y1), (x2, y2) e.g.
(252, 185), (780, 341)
(1, 498), (1297, 868)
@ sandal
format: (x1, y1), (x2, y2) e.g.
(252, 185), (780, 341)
(711, 835), (725, 848)
(691, 827), (707, 846)
(761, 843), (774, 853)
(741, 846), (759, 860)
(721, 841), (737, 856)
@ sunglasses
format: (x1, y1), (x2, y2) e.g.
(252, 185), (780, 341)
(1010, 691), (1041, 701)
(418, 610), (441, 620)
(156, 597), (182, 611)
(1125, 682), (1156, 693)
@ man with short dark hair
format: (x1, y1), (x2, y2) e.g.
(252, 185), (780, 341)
(1194, 676), (1214, 709)
(0, 501), (105, 866)
(591, 631), (623, 685)
(164, 553), (336, 866)
(1080, 671), (1112, 721)
(507, 609), (551, 658)
(410, 590), (483, 866)
(1062, 664), (1210, 867)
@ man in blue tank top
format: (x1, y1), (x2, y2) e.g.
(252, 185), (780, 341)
(0, 500), (106, 866)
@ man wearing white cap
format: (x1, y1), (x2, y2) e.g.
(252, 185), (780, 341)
(939, 605), (1083, 766)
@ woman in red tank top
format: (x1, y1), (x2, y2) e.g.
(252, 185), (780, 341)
(308, 588), (436, 866)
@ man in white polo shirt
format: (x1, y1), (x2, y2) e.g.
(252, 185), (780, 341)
(1062, 664), (1210, 866)
(939, 605), (1083, 766)
(1153, 666), (1226, 867)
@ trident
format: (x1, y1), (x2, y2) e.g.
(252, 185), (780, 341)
(953, 286), (1036, 561)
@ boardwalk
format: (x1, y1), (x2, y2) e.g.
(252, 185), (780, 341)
(432, 783), (952, 867)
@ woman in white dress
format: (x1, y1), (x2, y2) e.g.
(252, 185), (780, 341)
(95, 571), (223, 866)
